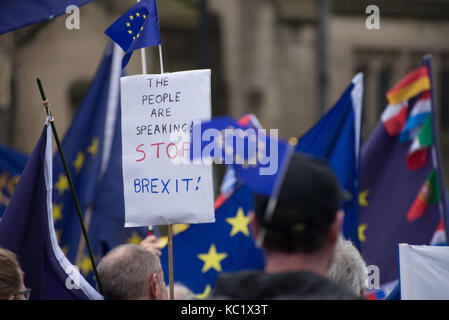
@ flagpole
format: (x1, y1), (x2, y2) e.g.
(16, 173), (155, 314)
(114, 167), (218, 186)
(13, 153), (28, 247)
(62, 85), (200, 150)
(158, 45), (164, 74)
(141, 48), (147, 74)
(156, 41), (173, 300)
(134, 0), (160, 276)
(423, 55), (449, 242)
(167, 224), (174, 300)
(75, 206), (92, 265)
(36, 78), (103, 295)
(137, 0), (148, 75)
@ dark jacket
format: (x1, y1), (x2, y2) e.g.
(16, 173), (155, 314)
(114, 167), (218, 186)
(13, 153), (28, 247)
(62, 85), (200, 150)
(212, 270), (362, 300)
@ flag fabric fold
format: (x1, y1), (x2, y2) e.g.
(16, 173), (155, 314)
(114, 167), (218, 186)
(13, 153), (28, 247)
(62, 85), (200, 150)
(0, 144), (27, 217)
(0, 124), (102, 300)
(0, 0), (93, 35)
(296, 73), (363, 246)
(53, 43), (146, 286)
(105, 0), (161, 68)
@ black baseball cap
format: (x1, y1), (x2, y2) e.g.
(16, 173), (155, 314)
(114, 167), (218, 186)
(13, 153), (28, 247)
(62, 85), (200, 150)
(254, 152), (351, 235)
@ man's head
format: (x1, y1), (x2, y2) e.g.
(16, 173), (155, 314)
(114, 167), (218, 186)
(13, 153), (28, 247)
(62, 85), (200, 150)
(98, 244), (168, 300)
(251, 153), (347, 271)
(328, 237), (368, 296)
(0, 248), (27, 300)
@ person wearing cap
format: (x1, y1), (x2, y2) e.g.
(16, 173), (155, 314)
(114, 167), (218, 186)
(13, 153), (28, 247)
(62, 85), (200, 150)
(212, 153), (361, 299)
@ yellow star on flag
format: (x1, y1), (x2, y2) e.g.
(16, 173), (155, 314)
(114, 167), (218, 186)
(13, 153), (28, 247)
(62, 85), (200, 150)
(226, 207), (250, 237)
(358, 224), (367, 242)
(197, 244), (228, 273)
(87, 138), (98, 157)
(129, 15), (134, 20)
(195, 285), (211, 299)
(126, 22), (130, 27)
(136, 12), (140, 17)
(128, 29), (132, 34)
(55, 174), (69, 196)
(73, 152), (84, 173)
(127, 231), (143, 245)
(289, 137), (298, 146)
(78, 255), (93, 276)
(143, 14), (146, 19)
(359, 190), (369, 207)
(53, 203), (63, 222)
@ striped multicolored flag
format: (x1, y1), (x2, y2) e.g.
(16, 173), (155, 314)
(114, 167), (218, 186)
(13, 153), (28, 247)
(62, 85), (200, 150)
(381, 101), (408, 137)
(406, 169), (440, 222)
(407, 114), (433, 170)
(381, 66), (431, 138)
(399, 91), (431, 142)
(386, 66), (430, 104)
(431, 220), (446, 245)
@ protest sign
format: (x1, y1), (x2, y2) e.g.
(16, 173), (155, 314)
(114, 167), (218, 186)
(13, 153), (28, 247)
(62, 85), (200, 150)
(120, 70), (214, 226)
(399, 243), (449, 299)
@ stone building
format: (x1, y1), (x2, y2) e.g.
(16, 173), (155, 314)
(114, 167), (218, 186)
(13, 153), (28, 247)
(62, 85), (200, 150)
(1, 0), (449, 179)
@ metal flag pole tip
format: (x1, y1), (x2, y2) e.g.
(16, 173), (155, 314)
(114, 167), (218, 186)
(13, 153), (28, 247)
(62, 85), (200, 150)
(35, 77), (104, 295)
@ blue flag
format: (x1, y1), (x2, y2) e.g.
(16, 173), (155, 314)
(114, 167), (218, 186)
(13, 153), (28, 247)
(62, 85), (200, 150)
(0, 0), (93, 35)
(0, 144), (27, 217)
(191, 116), (289, 196)
(160, 185), (264, 297)
(296, 73), (363, 247)
(0, 124), (102, 300)
(105, 0), (161, 68)
(53, 43), (146, 286)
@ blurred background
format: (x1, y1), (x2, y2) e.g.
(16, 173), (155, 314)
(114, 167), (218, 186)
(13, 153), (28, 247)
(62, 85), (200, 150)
(1, 0), (449, 182)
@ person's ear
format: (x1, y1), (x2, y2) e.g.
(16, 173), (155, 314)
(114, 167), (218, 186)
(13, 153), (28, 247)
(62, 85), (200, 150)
(328, 210), (344, 245)
(249, 211), (259, 239)
(150, 273), (160, 300)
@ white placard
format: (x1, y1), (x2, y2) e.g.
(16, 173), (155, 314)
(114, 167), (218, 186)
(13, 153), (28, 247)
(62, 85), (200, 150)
(120, 70), (214, 226)
(399, 244), (449, 300)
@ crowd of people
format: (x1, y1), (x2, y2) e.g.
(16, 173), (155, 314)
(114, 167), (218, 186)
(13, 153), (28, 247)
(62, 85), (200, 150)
(0, 153), (369, 300)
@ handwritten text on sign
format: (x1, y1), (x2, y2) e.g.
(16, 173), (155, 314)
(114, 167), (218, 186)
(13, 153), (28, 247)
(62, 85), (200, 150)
(121, 70), (214, 227)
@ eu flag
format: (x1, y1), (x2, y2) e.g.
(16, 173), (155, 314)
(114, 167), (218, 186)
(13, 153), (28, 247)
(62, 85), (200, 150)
(0, 0), (93, 35)
(53, 43), (146, 287)
(191, 116), (289, 196)
(105, 0), (162, 68)
(0, 144), (27, 217)
(0, 124), (102, 300)
(296, 73), (363, 247)
(160, 185), (264, 297)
